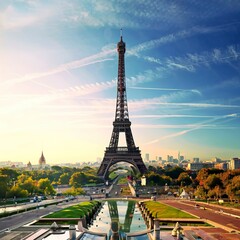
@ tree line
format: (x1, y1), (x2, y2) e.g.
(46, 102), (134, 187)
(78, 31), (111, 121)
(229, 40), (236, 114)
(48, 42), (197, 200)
(0, 165), (239, 201)
(0, 166), (102, 199)
(145, 166), (240, 201)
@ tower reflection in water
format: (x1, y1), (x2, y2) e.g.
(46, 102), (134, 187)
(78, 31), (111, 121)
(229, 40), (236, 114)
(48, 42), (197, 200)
(88, 200), (147, 239)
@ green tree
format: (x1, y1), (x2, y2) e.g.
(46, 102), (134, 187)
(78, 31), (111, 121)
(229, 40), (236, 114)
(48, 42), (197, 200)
(69, 172), (88, 188)
(0, 168), (19, 182)
(0, 175), (9, 198)
(62, 187), (85, 196)
(38, 178), (56, 195)
(18, 176), (38, 196)
(6, 186), (28, 198)
(147, 172), (166, 186)
(165, 166), (185, 179)
(59, 173), (71, 185)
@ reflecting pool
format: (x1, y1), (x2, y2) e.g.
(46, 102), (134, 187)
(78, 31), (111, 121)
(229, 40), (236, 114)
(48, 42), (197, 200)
(88, 200), (147, 239)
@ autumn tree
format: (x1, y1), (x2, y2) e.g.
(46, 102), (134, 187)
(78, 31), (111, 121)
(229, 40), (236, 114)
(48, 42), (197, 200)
(203, 174), (223, 190)
(177, 172), (192, 186)
(194, 186), (207, 199)
(226, 175), (240, 202)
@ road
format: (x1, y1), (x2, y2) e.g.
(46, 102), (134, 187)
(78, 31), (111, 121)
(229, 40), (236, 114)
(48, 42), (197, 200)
(0, 198), (68, 215)
(0, 197), (87, 233)
(161, 199), (240, 232)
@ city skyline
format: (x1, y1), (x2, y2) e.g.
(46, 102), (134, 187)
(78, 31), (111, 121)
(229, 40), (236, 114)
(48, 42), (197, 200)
(1, 1), (240, 164)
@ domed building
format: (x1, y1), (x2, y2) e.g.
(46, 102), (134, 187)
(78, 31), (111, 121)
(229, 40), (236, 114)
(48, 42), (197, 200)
(39, 151), (46, 169)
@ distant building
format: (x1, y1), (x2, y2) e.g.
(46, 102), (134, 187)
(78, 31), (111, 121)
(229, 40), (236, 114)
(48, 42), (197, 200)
(215, 162), (228, 171)
(39, 151), (46, 169)
(167, 155), (173, 162)
(178, 152), (184, 161)
(187, 162), (214, 171)
(212, 157), (222, 163)
(229, 158), (240, 170)
(145, 153), (149, 162)
(27, 161), (32, 170)
(192, 158), (200, 163)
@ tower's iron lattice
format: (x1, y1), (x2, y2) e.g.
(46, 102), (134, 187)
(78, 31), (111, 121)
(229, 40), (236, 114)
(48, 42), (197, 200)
(97, 35), (147, 179)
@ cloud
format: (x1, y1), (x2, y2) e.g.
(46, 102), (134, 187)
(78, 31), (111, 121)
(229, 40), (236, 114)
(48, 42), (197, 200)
(0, 3), (54, 30)
(145, 113), (238, 144)
(1, 49), (115, 86)
(137, 44), (240, 72)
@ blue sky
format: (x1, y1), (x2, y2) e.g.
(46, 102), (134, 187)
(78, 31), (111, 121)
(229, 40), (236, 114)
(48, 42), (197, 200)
(0, 0), (240, 164)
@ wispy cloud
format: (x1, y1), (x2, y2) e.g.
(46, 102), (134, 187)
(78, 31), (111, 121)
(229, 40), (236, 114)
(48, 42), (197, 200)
(137, 44), (240, 72)
(145, 113), (238, 144)
(1, 50), (115, 86)
(128, 25), (232, 56)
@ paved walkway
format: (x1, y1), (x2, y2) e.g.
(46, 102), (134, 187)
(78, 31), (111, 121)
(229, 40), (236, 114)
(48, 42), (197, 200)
(160, 199), (240, 233)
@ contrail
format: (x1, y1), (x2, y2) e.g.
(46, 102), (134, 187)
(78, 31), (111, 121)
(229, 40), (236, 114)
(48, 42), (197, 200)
(130, 86), (201, 95)
(1, 51), (115, 86)
(145, 113), (238, 145)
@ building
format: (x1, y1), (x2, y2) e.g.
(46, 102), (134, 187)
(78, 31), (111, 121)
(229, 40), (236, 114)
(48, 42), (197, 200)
(215, 162), (228, 171)
(212, 157), (222, 163)
(187, 162), (214, 171)
(39, 151), (46, 169)
(229, 158), (240, 170)
(192, 158), (200, 163)
(167, 155), (173, 162)
(27, 161), (32, 170)
(145, 153), (150, 162)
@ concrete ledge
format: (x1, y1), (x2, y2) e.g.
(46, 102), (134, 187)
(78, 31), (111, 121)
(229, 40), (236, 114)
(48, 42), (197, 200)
(126, 229), (152, 237)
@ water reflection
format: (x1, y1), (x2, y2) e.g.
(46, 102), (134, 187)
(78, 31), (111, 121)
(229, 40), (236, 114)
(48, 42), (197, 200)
(88, 200), (147, 239)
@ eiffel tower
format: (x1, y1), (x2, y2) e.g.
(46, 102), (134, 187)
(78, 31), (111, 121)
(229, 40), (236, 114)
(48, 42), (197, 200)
(97, 34), (147, 179)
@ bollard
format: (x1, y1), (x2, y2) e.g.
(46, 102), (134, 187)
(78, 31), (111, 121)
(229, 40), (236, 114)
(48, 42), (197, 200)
(69, 225), (76, 240)
(153, 220), (160, 240)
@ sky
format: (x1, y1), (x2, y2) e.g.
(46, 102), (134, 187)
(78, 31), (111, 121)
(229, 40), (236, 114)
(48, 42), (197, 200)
(0, 0), (240, 165)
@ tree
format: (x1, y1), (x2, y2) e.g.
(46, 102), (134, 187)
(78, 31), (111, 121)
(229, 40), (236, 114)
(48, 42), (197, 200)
(51, 166), (63, 172)
(177, 172), (192, 186)
(147, 172), (166, 186)
(165, 166), (185, 179)
(38, 178), (56, 195)
(69, 172), (88, 188)
(194, 186), (207, 199)
(6, 186), (28, 198)
(62, 187), (85, 196)
(0, 175), (9, 198)
(196, 168), (209, 185)
(0, 168), (19, 181)
(203, 174), (222, 190)
(18, 176), (38, 196)
(226, 175), (240, 202)
(59, 173), (71, 185)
